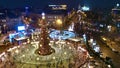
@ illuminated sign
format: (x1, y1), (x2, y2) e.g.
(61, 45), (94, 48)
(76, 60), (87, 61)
(48, 5), (67, 10)
(82, 6), (90, 11)
(18, 26), (25, 31)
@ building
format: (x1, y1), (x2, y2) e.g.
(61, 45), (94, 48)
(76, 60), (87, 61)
(48, 5), (67, 10)
(111, 4), (120, 22)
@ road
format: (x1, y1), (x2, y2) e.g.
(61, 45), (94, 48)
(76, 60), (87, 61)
(96, 37), (120, 68)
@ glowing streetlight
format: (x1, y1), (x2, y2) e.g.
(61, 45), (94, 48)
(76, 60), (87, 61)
(56, 19), (62, 26)
(55, 19), (63, 31)
(41, 12), (45, 19)
(42, 16), (45, 19)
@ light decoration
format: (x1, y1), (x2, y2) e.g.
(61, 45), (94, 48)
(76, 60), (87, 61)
(53, 56), (55, 59)
(82, 6), (90, 11)
(15, 49), (19, 54)
(64, 52), (67, 55)
(90, 38), (93, 43)
(83, 34), (86, 42)
(36, 57), (40, 60)
(94, 46), (100, 53)
(36, 15), (55, 56)
(18, 26), (25, 31)
(117, 3), (119, 7)
(22, 55), (25, 57)
(107, 25), (112, 32)
(42, 12), (45, 19)
(69, 47), (72, 49)
(68, 22), (74, 31)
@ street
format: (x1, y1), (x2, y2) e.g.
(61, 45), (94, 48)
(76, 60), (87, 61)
(96, 37), (120, 68)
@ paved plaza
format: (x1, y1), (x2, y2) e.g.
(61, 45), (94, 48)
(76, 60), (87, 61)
(0, 40), (88, 68)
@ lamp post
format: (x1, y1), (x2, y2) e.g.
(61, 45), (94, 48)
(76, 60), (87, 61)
(55, 19), (63, 40)
(56, 19), (63, 29)
(56, 19), (63, 34)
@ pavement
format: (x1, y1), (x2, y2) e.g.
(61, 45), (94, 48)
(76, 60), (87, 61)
(0, 32), (109, 68)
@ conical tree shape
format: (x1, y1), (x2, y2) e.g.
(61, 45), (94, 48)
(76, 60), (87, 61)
(36, 19), (54, 55)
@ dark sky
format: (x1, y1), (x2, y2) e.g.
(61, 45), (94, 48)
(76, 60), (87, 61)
(0, 0), (120, 9)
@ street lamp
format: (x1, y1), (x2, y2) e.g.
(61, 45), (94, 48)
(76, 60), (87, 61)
(56, 19), (62, 25)
(42, 12), (45, 19)
(55, 19), (63, 30)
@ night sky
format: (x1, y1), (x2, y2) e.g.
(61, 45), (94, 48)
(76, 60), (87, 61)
(0, 0), (120, 9)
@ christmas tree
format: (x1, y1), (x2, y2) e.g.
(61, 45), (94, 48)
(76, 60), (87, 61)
(36, 18), (54, 55)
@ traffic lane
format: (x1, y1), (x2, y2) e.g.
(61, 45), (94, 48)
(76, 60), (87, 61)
(104, 36), (120, 53)
(96, 39), (120, 68)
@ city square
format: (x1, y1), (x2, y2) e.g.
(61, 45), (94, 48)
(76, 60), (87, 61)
(0, 0), (120, 68)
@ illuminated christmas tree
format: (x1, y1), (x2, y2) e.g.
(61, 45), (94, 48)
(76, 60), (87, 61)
(36, 12), (54, 55)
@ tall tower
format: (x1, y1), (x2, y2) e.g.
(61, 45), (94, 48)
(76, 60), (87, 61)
(78, 4), (81, 11)
(25, 7), (29, 16)
(36, 12), (54, 55)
